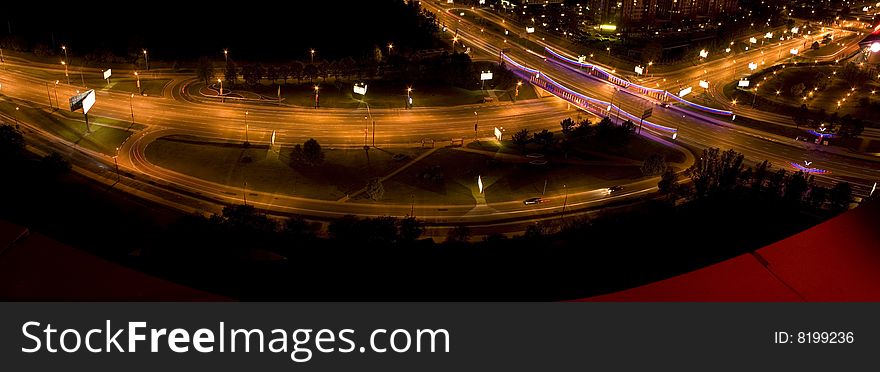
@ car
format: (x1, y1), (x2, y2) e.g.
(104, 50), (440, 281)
(608, 185), (624, 193)
(523, 197), (543, 205)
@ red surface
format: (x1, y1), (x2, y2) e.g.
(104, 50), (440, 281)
(0, 220), (228, 301)
(580, 200), (880, 302)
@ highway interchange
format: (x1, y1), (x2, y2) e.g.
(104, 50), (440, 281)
(1, 3), (879, 233)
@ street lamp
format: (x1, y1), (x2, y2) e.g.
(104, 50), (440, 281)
(223, 49), (228, 64)
(406, 87), (413, 109)
(218, 78), (223, 96)
(310, 49), (315, 64)
(53, 80), (59, 109)
(387, 43), (393, 56)
(143, 49), (149, 70)
(244, 111), (249, 145)
(515, 81), (522, 102)
(61, 45), (68, 64)
(61, 61), (69, 85)
(129, 93), (135, 124)
(314, 85), (320, 109)
(134, 71), (141, 95)
(473, 111), (478, 142)
(113, 147), (120, 182)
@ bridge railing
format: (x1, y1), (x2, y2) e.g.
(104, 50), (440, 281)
(543, 47), (733, 117)
(501, 52), (677, 134)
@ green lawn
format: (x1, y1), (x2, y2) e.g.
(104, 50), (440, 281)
(379, 148), (643, 205)
(145, 136), (426, 200)
(0, 99), (134, 156)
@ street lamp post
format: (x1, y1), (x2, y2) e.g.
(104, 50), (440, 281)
(387, 43), (393, 57)
(363, 115), (369, 148)
(14, 106), (20, 126)
(310, 49), (315, 64)
(129, 93), (135, 125)
(143, 49), (149, 70)
(224, 49), (228, 64)
(53, 80), (59, 109)
(61, 45), (68, 64)
(515, 81), (522, 102)
(46, 82), (53, 109)
(473, 111), (478, 142)
(114, 147), (120, 182)
(62, 61), (69, 85)
(134, 71), (141, 95)
(406, 87), (413, 109)
(244, 111), (249, 145)
(561, 184), (568, 219)
(314, 85), (320, 109)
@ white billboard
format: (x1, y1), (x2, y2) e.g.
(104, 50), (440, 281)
(577, 55), (586, 63)
(82, 89), (96, 114)
(634, 65), (644, 75)
(699, 80), (709, 89)
(765, 32), (773, 39)
(480, 71), (493, 81)
(749, 37), (757, 43)
(738, 79), (750, 87)
(353, 83), (367, 95)
(494, 127), (502, 141)
(525, 27), (535, 34)
(678, 87), (693, 97)
(791, 27), (799, 34)
(790, 48), (799, 55)
(699, 50), (709, 58)
(103, 69), (112, 80)
(748, 62), (758, 70)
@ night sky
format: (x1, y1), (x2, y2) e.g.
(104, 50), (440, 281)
(2, 1), (435, 62)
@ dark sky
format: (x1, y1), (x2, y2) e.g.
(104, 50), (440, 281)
(2, 1), (434, 62)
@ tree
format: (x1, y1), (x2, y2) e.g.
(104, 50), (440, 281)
(829, 182), (852, 212)
(398, 216), (424, 242)
(446, 225), (471, 243)
(242, 65), (261, 86)
(687, 148), (744, 197)
(318, 60), (330, 82)
(512, 128), (530, 150)
(366, 177), (385, 201)
(290, 61), (305, 84)
(808, 185), (829, 210)
(532, 129), (555, 150)
(658, 168), (677, 200)
(195, 56), (214, 85)
(224, 61), (238, 87)
(302, 138), (324, 166)
(304, 64), (319, 83)
(560, 118), (576, 137)
(0, 124), (26, 161)
(340, 57), (356, 80)
(641, 153), (667, 176)
(783, 171), (811, 204)
(277, 65), (290, 84)
(38, 152), (71, 177)
(266, 66), (279, 84)
(792, 104), (809, 129)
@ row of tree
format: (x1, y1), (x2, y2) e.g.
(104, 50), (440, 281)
(658, 147), (854, 213)
(197, 52), (499, 91)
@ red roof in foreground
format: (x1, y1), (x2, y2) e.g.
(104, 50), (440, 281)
(579, 199), (880, 302)
(0, 220), (229, 301)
